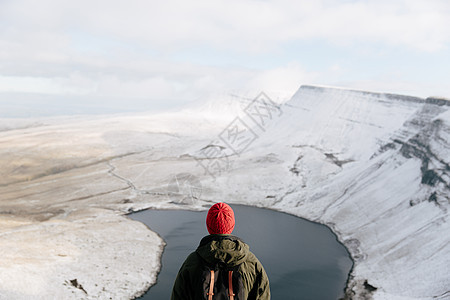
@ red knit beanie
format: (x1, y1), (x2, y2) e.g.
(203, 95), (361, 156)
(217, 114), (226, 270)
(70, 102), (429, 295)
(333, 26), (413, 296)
(206, 202), (235, 234)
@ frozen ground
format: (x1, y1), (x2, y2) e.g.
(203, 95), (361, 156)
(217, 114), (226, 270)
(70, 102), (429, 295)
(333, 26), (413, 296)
(0, 86), (448, 299)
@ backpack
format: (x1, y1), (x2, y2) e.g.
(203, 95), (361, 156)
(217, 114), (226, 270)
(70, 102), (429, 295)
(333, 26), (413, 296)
(200, 260), (245, 300)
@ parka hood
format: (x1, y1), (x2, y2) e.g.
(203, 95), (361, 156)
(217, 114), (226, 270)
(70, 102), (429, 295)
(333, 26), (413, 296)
(196, 235), (249, 267)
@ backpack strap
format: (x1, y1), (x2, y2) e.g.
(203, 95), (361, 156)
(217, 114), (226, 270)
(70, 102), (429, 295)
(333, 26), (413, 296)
(228, 270), (235, 300)
(207, 270), (214, 300)
(206, 269), (236, 300)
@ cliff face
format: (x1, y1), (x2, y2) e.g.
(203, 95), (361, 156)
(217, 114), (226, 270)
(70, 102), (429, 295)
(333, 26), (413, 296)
(194, 85), (449, 299)
(251, 86), (450, 299)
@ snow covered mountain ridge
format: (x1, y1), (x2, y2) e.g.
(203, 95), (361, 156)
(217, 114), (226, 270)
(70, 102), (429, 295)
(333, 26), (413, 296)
(187, 84), (450, 299)
(0, 85), (448, 299)
(262, 85), (450, 299)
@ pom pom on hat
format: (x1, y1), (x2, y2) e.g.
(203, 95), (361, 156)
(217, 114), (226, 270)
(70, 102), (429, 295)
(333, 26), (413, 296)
(206, 202), (235, 234)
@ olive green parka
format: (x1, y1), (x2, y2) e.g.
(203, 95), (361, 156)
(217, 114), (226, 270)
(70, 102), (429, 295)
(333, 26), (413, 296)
(171, 234), (270, 300)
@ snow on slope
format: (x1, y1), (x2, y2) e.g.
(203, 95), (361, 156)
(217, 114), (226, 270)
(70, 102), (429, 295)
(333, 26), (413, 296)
(0, 209), (164, 300)
(0, 85), (448, 299)
(187, 85), (449, 299)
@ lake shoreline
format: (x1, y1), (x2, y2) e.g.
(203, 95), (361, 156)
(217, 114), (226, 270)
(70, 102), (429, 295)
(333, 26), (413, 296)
(127, 202), (354, 299)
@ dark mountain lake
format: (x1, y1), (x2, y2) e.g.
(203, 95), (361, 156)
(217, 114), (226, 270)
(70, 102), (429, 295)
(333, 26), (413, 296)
(129, 204), (353, 300)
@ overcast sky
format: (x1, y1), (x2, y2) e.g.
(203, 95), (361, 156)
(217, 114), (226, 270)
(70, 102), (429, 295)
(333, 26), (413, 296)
(0, 0), (449, 117)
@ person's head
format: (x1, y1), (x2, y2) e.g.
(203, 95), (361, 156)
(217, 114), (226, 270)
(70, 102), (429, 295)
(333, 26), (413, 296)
(206, 202), (235, 235)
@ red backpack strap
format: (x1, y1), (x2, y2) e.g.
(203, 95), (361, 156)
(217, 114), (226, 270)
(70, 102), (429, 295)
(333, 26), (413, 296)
(207, 270), (214, 300)
(228, 271), (235, 300)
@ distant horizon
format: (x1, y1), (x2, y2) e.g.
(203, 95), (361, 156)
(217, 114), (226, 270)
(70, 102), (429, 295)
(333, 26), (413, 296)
(0, 92), (173, 118)
(1, 83), (448, 119)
